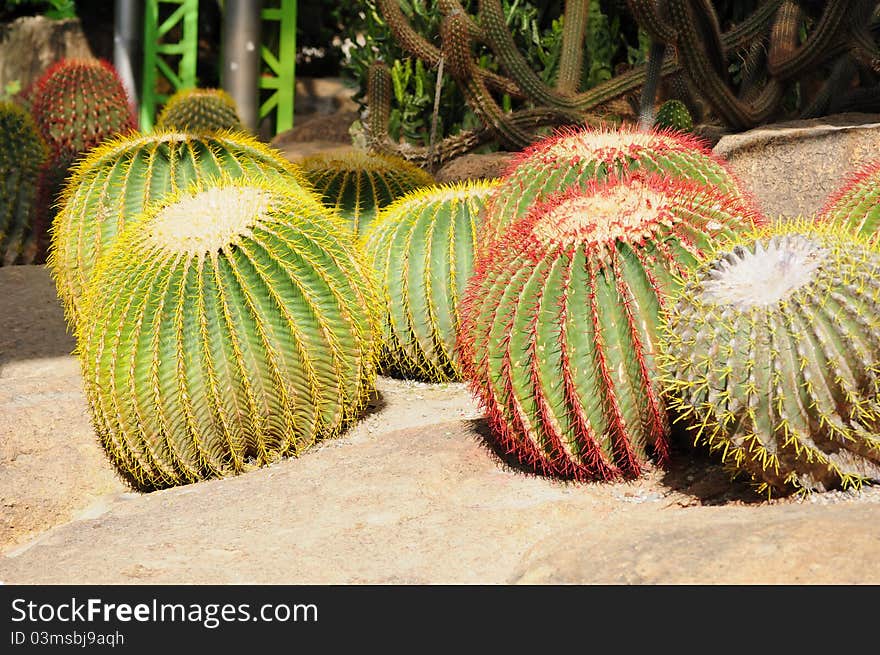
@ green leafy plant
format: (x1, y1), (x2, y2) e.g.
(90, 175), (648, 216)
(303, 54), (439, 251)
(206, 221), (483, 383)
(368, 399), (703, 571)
(0, 0), (77, 21)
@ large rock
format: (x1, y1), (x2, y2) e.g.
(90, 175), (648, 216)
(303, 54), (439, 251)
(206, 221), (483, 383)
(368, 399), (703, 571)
(713, 112), (880, 220)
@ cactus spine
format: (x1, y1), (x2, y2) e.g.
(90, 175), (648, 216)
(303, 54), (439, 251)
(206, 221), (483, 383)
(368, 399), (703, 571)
(156, 87), (246, 133)
(298, 149), (436, 236)
(458, 174), (765, 481)
(363, 180), (498, 382)
(0, 102), (49, 265)
(49, 130), (308, 329)
(659, 220), (880, 495)
(817, 161), (880, 237)
(78, 175), (378, 491)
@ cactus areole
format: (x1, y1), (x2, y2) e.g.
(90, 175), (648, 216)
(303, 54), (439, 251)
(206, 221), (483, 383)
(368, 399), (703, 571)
(459, 174), (764, 481)
(79, 177), (378, 491)
(661, 222), (880, 495)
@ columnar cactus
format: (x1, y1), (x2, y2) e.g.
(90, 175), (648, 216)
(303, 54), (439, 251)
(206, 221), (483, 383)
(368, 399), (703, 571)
(363, 180), (498, 382)
(77, 175), (379, 491)
(49, 130), (309, 328)
(458, 173), (764, 481)
(156, 87), (245, 133)
(0, 102), (49, 265)
(298, 149), (436, 236)
(817, 161), (880, 238)
(483, 124), (748, 246)
(659, 220), (880, 495)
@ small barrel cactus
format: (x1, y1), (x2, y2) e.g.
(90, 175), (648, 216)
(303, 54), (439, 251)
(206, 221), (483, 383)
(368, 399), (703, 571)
(77, 175), (379, 491)
(483, 123), (747, 246)
(298, 149), (436, 236)
(49, 130), (309, 328)
(156, 87), (245, 133)
(0, 101), (49, 265)
(817, 161), (880, 237)
(458, 173), (764, 481)
(653, 99), (694, 132)
(659, 220), (880, 495)
(363, 180), (499, 382)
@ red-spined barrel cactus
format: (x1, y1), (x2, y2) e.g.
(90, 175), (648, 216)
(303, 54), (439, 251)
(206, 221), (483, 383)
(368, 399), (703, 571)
(363, 180), (499, 382)
(78, 175), (379, 491)
(0, 101), (48, 265)
(458, 173), (765, 481)
(484, 123), (747, 246)
(156, 87), (245, 133)
(49, 130), (310, 328)
(659, 220), (880, 495)
(817, 161), (880, 237)
(299, 149), (436, 236)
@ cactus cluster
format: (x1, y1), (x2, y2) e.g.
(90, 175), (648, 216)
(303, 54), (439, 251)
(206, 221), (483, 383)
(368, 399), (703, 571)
(298, 149), (435, 236)
(817, 161), (880, 237)
(0, 102), (49, 265)
(49, 130), (308, 328)
(363, 180), (498, 382)
(156, 88), (246, 134)
(659, 221), (880, 494)
(458, 173), (764, 481)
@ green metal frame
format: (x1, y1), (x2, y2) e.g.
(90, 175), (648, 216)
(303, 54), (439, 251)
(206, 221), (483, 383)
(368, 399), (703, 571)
(140, 0), (199, 131)
(259, 0), (297, 134)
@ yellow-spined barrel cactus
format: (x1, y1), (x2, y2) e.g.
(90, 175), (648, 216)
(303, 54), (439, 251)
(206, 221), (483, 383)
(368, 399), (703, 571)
(299, 149), (436, 236)
(49, 130), (308, 328)
(484, 124), (747, 246)
(363, 180), (498, 382)
(659, 220), (880, 495)
(78, 176), (378, 491)
(817, 161), (880, 237)
(458, 174), (764, 481)
(0, 102), (48, 265)
(156, 87), (245, 133)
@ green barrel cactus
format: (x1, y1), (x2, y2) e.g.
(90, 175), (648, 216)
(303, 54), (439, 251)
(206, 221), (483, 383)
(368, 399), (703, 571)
(363, 180), (499, 382)
(659, 220), (880, 495)
(817, 161), (880, 237)
(483, 123), (747, 246)
(0, 101), (49, 265)
(77, 175), (379, 491)
(653, 99), (695, 133)
(49, 129), (310, 328)
(156, 87), (246, 133)
(299, 149), (436, 236)
(458, 173), (765, 481)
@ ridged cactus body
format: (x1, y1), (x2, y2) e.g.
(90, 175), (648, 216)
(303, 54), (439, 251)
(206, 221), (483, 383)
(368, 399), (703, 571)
(817, 161), (880, 237)
(0, 102), (48, 265)
(363, 180), (498, 382)
(299, 149), (436, 236)
(459, 174), (764, 481)
(660, 221), (880, 495)
(484, 124), (744, 245)
(49, 130), (308, 328)
(78, 176), (378, 491)
(653, 99), (694, 132)
(156, 87), (245, 133)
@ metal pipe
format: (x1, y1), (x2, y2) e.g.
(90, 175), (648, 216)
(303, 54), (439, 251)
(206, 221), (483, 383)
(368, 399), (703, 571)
(222, 0), (264, 132)
(114, 0), (144, 111)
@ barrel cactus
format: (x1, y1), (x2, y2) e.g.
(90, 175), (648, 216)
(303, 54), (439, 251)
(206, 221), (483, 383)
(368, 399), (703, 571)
(363, 180), (498, 382)
(659, 220), (880, 495)
(156, 87), (245, 133)
(458, 173), (764, 481)
(77, 175), (378, 491)
(817, 161), (880, 237)
(0, 101), (49, 265)
(298, 149), (436, 236)
(653, 99), (694, 133)
(483, 123), (747, 246)
(49, 129), (309, 328)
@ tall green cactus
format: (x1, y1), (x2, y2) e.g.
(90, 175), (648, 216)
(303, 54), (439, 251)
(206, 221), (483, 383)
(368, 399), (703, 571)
(0, 102), (49, 266)
(363, 179), (498, 382)
(659, 220), (880, 495)
(49, 130), (310, 329)
(298, 149), (436, 236)
(156, 87), (246, 133)
(77, 175), (379, 491)
(817, 161), (880, 237)
(458, 173), (765, 481)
